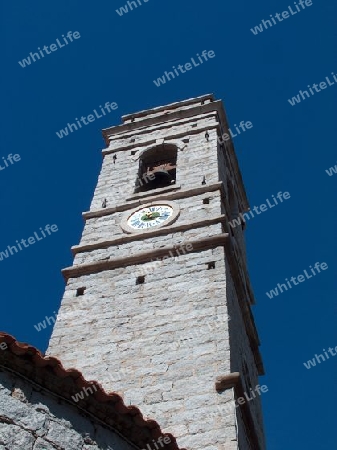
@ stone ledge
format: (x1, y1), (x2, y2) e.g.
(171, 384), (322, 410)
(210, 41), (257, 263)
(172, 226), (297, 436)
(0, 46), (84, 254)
(106, 109), (216, 145)
(126, 185), (181, 201)
(72, 214), (226, 255)
(102, 122), (219, 155)
(101, 99), (219, 145)
(82, 182), (224, 220)
(121, 94), (214, 122)
(63, 233), (229, 280)
(215, 372), (240, 391)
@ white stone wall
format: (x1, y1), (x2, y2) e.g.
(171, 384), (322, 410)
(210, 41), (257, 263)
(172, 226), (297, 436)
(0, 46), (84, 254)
(48, 247), (238, 450)
(90, 123), (220, 212)
(0, 370), (135, 450)
(73, 194), (222, 266)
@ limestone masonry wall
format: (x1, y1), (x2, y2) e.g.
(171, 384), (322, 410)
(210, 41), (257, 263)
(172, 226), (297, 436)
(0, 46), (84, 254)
(74, 194), (222, 265)
(48, 247), (238, 450)
(90, 123), (220, 212)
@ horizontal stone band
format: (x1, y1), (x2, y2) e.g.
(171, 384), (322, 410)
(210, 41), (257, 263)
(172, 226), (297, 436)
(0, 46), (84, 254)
(72, 214), (226, 255)
(63, 233), (229, 280)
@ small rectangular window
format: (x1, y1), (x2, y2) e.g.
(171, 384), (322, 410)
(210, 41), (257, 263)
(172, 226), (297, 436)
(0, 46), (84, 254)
(136, 276), (145, 285)
(76, 287), (86, 296)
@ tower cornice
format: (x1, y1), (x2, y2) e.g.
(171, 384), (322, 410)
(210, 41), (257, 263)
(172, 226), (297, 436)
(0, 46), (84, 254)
(82, 182), (223, 220)
(121, 94), (215, 122)
(72, 214), (227, 255)
(103, 99), (220, 141)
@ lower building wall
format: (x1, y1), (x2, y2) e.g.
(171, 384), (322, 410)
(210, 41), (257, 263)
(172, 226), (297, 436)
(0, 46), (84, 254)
(47, 239), (265, 450)
(47, 246), (238, 450)
(0, 370), (135, 450)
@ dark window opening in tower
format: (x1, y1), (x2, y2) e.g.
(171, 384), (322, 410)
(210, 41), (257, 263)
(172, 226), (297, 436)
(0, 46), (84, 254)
(76, 287), (86, 297)
(135, 144), (177, 193)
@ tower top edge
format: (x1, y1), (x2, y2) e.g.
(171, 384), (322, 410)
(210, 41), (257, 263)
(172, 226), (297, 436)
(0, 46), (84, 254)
(121, 93), (215, 121)
(101, 94), (215, 137)
(99, 95), (251, 213)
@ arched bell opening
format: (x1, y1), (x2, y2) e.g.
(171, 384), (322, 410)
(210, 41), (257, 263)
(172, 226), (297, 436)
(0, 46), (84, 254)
(135, 144), (177, 193)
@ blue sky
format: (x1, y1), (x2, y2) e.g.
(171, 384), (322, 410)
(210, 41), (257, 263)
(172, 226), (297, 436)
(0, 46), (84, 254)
(1, 0), (336, 448)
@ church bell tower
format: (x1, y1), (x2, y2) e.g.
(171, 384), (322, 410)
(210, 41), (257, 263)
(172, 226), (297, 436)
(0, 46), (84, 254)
(47, 94), (266, 450)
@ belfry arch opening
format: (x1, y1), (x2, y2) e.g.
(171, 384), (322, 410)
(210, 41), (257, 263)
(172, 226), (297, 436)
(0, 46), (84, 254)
(135, 144), (177, 192)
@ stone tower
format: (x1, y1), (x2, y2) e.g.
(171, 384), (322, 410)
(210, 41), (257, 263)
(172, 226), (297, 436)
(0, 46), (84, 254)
(47, 94), (266, 450)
